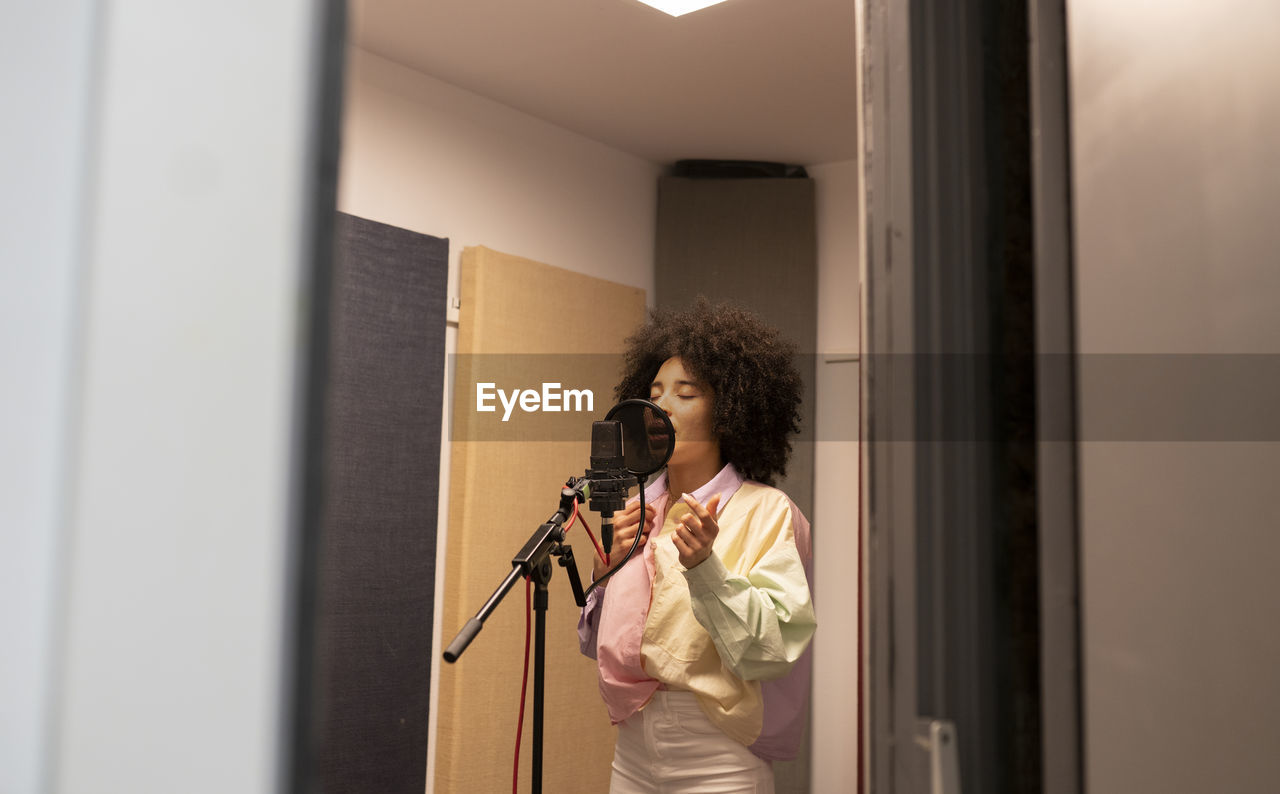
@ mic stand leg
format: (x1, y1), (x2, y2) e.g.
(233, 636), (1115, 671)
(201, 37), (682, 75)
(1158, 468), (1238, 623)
(440, 481), (589, 792)
(530, 557), (552, 794)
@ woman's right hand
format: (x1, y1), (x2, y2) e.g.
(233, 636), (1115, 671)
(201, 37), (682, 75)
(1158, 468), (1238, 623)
(593, 501), (657, 583)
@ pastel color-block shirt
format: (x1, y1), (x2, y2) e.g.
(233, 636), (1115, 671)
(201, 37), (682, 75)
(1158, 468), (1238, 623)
(577, 463), (816, 761)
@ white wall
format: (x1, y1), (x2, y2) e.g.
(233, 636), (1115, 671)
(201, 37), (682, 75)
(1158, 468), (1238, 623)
(336, 47), (661, 791)
(338, 47), (659, 297)
(1, 2), (97, 791)
(2, 2), (336, 793)
(1069, 2), (1280, 792)
(808, 159), (862, 793)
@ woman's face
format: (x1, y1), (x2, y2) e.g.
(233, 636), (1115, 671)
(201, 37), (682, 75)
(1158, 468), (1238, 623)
(649, 356), (719, 470)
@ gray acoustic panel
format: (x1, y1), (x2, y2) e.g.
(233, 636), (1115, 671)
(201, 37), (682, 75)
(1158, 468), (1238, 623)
(655, 176), (818, 519)
(654, 175), (818, 794)
(317, 213), (448, 794)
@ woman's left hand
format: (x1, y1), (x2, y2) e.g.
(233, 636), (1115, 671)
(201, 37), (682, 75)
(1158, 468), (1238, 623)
(673, 492), (723, 569)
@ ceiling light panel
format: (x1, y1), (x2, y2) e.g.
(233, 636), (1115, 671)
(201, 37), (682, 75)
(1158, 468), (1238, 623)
(635, 0), (732, 17)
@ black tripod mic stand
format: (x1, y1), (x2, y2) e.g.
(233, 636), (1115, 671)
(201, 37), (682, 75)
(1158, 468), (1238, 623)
(441, 400), (674, 793)
(442, 480), (592, 794)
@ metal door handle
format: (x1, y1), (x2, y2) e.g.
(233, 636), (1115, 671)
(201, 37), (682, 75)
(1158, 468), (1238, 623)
(914, 719), (961, 794)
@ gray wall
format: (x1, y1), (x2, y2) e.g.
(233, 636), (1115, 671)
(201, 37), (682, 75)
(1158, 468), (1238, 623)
(1068, 3), (1280, 792)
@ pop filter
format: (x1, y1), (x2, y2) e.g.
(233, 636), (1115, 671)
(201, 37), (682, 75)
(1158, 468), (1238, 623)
(604, 398), (675, 477)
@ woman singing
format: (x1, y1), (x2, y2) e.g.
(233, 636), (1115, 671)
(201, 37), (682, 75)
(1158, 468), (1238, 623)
(578, 298), (816, 793)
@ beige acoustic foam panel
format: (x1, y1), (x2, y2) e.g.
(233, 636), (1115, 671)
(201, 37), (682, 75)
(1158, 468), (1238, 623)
(435, 246), (646, 793)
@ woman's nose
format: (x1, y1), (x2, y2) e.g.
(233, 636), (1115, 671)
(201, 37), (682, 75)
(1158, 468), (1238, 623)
(653, 392), (672, 414)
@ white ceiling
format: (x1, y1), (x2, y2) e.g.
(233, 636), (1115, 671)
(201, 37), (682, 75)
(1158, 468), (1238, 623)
(349, 0), (859, 166)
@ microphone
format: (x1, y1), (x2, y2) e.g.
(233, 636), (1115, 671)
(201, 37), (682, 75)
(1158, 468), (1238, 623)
(586, 420), (632, 553)
(578, 400), (674, 598)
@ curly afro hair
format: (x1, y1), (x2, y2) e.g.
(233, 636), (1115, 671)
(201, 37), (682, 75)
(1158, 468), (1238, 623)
(615, 297), (802, 486)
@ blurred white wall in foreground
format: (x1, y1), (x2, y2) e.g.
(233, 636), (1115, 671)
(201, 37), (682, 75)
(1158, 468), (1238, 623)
(1, 1), (335, 791)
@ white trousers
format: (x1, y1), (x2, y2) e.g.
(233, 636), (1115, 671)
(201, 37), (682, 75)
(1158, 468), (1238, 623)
(609, 690), (775, 793)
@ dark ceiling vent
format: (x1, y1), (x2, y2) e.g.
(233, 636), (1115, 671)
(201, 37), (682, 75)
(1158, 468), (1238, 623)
(670, 159), (809, 179)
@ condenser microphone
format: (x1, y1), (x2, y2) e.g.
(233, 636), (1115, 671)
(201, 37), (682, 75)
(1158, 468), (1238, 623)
(578, 400), (674, 598)
(587, 420), (631, 553)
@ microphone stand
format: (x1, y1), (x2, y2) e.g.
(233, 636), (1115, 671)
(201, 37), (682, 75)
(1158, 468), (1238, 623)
(442, 480), (589, 794)
(441, 402), (668, 792)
